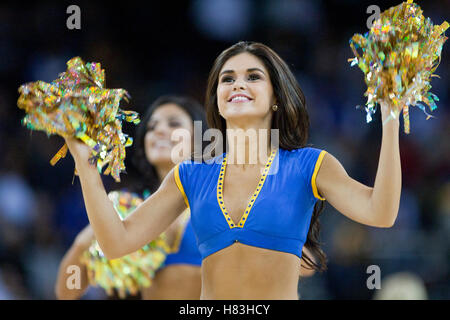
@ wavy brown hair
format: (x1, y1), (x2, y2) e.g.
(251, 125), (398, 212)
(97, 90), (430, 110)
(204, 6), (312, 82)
(205, 41), (327, 272)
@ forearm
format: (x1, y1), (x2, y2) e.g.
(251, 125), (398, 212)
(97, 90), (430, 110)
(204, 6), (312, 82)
(55, 243), (89, 300)
(369, 115), (401, 227)
(76, 161), (127, 258)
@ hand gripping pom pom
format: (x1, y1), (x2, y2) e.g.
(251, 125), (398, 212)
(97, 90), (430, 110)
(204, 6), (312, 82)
(17, 57), (140, 182)
(349, 0), (448, 133)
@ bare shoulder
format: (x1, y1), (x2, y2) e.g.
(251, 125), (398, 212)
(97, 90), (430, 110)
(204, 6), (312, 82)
(318, 152), (348, 181)
(314, 151), (374, 227)
(315, 152), (351, 199)
(153, 165), (186, 204)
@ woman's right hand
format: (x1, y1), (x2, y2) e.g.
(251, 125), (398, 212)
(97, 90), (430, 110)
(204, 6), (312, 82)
(64, 137), (93, 167)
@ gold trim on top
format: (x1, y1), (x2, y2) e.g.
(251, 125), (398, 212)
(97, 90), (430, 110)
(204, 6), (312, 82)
(170, 209), (190, 253)
(217, 149), (278, 229)
(311, 150), (327, 200)
(174, 164), (190, 208)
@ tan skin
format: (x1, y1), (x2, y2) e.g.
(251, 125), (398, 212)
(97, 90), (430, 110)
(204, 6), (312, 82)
(64, 52), (401, 299)
(55, 104), (201, 300)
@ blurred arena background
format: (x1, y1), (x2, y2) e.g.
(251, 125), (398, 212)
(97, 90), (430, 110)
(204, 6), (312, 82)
(0, 0), (448, 299)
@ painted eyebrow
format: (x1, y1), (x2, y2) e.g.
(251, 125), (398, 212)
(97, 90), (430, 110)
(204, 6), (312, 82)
(219, 68), (266, 76)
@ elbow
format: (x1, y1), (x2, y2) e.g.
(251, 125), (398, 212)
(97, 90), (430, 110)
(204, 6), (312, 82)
(98, 242), (125, 260)
(100, 247), (119, 260)
(379, 219), (395, 228)
(377, 210), (398, 228)
(102, 251), (122, 260)
(94, 224), (129, 260)
(371, 196), (399, 228)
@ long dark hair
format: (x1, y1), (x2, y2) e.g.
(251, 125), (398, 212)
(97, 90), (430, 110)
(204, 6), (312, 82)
(205, 41), (327, 272)
(133, 95), (208, 193)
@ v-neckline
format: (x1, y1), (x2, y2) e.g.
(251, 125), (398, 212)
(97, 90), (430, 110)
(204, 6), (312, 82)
(216, 148), (278, 229)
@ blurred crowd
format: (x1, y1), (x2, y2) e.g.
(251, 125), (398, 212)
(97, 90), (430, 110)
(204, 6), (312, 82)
(0, 0), (448, 299)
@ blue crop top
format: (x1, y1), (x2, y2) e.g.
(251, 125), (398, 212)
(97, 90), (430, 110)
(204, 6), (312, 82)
(164, 217), (202, 267)
(141, 193), (202, 268)
(174, 147), (327, 260)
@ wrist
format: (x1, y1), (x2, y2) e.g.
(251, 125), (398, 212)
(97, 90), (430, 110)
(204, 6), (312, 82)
(382, 115), (400, 126)
(382, 115), (400, 138)
(381, 108), (400, 127)
(74, 158), (98, 175)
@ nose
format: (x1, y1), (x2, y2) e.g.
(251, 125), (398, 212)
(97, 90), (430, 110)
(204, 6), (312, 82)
(153, 122), (170, 138)
(232, 78), (246, 91)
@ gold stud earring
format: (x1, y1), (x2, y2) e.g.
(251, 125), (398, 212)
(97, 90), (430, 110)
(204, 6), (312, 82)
(272, 104), (278, 111)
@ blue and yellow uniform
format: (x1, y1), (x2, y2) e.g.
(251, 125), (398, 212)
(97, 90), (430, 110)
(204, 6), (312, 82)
(174, 147), (327, 260)
(141, 192), (202, 268)
(164, 212), (202, 267)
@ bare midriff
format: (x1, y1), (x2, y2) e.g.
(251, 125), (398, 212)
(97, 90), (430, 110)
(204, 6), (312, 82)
(200, 242), (300, 300)
(141, 264), (202, 299)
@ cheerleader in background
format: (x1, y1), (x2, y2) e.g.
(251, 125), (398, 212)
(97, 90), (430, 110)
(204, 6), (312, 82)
(55, 95), (206, 299)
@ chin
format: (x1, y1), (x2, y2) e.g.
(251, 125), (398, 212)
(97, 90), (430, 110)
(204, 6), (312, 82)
(223, 109), (264, 121)
(147, 154), (173, 167)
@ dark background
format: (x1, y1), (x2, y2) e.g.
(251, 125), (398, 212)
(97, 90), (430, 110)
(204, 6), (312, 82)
(0, 0), (448, 299)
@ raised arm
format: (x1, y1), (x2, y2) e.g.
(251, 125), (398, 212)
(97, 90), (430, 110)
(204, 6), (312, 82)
(65, 137), (187, 259)
(55, 225), (93, 299)
(315, 101), (401, 228)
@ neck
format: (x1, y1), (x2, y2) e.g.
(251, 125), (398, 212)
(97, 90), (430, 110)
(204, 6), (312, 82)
(225, 117), (273, 166)
(155, 165), (172, 182)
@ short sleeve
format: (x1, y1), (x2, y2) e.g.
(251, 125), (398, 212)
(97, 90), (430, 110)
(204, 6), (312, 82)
(174, 161), (191, 208)
(298, 147), (327, 201)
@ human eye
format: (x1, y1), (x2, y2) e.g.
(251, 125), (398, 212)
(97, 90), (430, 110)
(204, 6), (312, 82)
(168, 120), (182, 128)
(220, 75), (234, 83)
(248, 73), (261, 81)
(147, 121), (157, 131)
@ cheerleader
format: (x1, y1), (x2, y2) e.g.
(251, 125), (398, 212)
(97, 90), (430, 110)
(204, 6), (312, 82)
(64, 41), (401, 299)
(55, 95), (206, 299)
